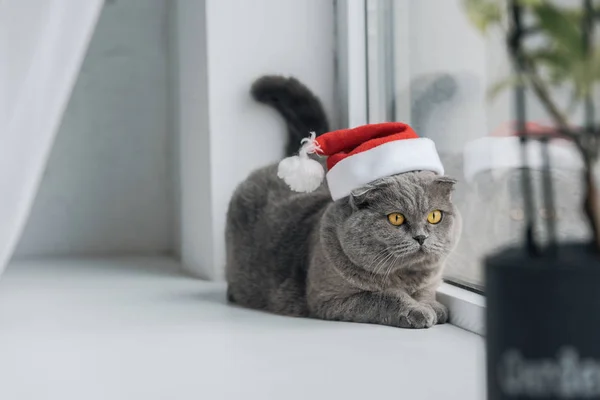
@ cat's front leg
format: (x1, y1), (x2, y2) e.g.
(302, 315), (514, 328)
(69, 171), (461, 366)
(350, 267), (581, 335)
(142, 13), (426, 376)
(309, 291), (437, 329)
(413, 287), (448, 324)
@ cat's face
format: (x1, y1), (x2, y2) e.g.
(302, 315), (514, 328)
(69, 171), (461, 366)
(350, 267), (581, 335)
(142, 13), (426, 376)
(334, 171), (461, 275)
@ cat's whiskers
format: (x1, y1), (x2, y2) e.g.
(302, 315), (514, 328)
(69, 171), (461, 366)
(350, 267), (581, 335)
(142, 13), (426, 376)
(371, 252), (397, 282)
(367, 246), (409, 286)
(373, 253), (392, 278)
(367, 249), (393, 280)
(364, 248), (386, 271)
(380, 251), (410, 285)
(426, 242), (449, 256)
(381, 257), (399, 285)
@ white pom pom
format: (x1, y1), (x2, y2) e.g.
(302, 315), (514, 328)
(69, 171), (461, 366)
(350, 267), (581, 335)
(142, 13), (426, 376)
(278, 155), (324, 193)
(277, 132), (324, 193)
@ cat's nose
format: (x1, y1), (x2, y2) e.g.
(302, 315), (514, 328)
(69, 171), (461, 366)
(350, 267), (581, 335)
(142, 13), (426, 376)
(413, 235), (428, 245)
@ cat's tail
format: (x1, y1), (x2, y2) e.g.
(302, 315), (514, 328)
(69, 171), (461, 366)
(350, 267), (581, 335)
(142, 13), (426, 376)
(251, 75), (330, 157)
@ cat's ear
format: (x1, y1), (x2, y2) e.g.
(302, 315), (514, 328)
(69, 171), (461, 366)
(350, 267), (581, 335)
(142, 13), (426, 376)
(348, 178), (393, 210)
(349, 187), (372, 210)
(349, 184), (380, 210)
(432, 176), (457, 198)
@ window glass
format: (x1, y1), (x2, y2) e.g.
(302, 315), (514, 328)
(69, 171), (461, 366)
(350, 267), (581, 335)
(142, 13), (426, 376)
(365, 0), (591, 290)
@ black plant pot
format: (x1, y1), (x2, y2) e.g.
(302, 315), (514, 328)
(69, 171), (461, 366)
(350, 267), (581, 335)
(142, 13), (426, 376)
(486, 243), (600, 400)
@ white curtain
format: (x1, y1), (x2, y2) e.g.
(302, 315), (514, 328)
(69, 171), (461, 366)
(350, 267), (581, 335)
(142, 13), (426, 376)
(0, 0), (103, 277)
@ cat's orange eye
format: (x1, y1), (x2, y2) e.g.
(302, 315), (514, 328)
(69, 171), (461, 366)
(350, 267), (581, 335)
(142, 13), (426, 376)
(427, 210), (443, 224)
(387, 213), (405, 226)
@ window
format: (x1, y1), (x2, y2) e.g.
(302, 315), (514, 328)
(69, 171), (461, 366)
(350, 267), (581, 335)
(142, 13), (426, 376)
(339, 0), (589, 294)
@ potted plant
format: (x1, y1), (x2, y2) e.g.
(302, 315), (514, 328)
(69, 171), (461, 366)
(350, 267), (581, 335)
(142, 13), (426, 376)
(464, 1), (600, 399)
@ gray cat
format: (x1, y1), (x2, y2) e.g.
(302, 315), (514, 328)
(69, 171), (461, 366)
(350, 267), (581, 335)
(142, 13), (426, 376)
(225, 76), (461, 328)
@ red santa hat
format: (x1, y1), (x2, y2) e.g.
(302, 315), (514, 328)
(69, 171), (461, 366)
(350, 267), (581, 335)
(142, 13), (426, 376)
(463, 121), (583, 182)
(278, 122), (445, 200)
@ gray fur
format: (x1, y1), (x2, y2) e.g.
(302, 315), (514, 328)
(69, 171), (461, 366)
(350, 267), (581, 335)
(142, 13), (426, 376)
(226, 169), (461, 329)
(251, 75), (330, 157)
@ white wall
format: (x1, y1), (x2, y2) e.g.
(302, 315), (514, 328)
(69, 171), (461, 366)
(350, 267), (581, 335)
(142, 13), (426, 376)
(176, 0), (336, 279)
(15, 0), (174, 257)
(14, 0), (336, 271)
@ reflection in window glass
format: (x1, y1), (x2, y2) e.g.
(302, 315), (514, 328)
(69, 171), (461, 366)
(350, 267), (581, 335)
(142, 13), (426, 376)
(366, 0), (589, 290)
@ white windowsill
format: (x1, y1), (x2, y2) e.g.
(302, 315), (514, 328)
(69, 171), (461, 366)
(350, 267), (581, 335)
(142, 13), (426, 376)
(438, 282), (485, 336)
(0, 256), (484, 400)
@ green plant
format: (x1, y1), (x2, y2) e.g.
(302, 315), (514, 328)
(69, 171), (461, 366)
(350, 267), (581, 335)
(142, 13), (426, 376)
(464, 0), (600, 249)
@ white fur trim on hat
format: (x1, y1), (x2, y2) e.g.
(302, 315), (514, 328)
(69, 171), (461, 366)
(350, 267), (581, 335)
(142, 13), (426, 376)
(463, 137), (583, 183)
(326, 138), (445, 201)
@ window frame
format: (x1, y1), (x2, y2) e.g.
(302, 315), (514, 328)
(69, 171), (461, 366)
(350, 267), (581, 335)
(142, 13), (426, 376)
(334, 0), (485, 335)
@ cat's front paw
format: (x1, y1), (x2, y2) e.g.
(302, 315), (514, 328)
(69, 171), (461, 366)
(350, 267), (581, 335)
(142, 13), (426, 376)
(401, 304), (436, 329)
(429, 301), (449, 324)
